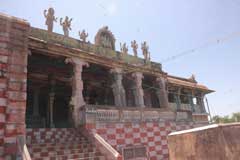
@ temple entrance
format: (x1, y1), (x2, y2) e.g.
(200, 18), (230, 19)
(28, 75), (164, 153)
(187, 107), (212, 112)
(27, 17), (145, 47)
(26, 52), (73, 128)
(123, 73), (136, 107)
(82, 63), (114, 105)
(143, 74), (160, 108)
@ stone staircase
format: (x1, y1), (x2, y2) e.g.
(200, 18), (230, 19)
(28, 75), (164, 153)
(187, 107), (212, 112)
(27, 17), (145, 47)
(26, 128), (105, 160)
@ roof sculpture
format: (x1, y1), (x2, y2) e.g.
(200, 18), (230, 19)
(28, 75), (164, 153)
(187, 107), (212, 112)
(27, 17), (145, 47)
(94, 26), (116, 50)
(43, 7), (57, 32)
(60, 16), (73, 37)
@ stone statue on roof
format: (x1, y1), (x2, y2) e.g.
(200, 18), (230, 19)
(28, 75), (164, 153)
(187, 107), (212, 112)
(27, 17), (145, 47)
(95, 26), (116, 50)
(43, 7), (57, 32)
(189, 74), (197, 83)
(131, 40), (138, 57)
(120, 42), (128, 55)
(141, 41), (150, 62)
(60, 16), (73, 37)
(79, 29), (88, 42)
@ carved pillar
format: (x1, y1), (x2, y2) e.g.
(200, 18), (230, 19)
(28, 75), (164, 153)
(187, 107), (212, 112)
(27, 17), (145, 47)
(156, 77), (169, 108)
(33, 88), (40, 116)
(198, 93), (206, 113)
(132, 72), (145, 107)
(49, 92), (55, 128)
(65, 58), (89, 127)
(48, 76), (56, 128)
(175, 88), (181, 110)
(189, 90), (195, 112)
(110, 68), (126, 107)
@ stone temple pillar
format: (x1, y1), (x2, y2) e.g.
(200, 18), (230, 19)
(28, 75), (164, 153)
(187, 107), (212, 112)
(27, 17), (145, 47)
(33, 88), (40, 116)
(65, 57), (89, 127)
(188, 91), (195, 112)
(156, 77), (169, 108)
(110, 68), (126, 107)
(132, 72), (145, 107)
(198, 94), (206, 113)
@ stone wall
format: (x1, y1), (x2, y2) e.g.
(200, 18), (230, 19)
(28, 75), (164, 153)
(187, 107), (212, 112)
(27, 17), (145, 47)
(168, 123), (240, 160)
(0, 13), (29, 158)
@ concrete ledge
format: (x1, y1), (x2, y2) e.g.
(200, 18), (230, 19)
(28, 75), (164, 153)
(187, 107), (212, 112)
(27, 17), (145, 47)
(168, 123), (240, 160)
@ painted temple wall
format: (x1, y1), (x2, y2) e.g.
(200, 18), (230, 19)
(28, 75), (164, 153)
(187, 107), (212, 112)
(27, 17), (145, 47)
(85, 121), (207, 160)
(0, 14), (30, 158)
(83, 105), (208, 160)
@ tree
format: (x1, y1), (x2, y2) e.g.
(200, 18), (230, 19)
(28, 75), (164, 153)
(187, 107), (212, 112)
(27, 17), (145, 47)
(212, 112), (240, 124)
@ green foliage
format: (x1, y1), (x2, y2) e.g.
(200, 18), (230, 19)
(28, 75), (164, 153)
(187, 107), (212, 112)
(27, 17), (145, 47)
(212, 112), (240, 123)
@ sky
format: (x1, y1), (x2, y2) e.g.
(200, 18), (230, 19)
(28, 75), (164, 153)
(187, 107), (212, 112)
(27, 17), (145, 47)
(1, 0), (240, 116)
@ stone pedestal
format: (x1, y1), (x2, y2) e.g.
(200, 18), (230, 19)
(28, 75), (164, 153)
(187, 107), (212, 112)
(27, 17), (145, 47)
(65, 58), (89, 127)
(110, 68), (126, 107)
(132, 72), (145, 107)
(156, 77), (169, 108)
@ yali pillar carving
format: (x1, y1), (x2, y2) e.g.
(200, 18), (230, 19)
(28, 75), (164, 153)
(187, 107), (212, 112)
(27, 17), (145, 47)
(110, 68), (126, 107)
(65, 57), (89, 127)
(132, 72), (145, 107)
(156, 77), (169, 108)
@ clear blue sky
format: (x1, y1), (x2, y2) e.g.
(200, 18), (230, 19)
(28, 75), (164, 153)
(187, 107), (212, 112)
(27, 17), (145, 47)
(1, 0), (240, 116)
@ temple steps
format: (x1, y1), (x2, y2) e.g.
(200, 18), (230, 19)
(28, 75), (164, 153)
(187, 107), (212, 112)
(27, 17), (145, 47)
(31, 156), (105, 160)
(28, 143), (95, 151)
(27, 128), (105, 160)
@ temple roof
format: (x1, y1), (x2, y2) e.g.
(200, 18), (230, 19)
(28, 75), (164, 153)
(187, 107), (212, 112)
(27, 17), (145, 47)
(167, 76), (214, 93)
(28, 27), (213, 94)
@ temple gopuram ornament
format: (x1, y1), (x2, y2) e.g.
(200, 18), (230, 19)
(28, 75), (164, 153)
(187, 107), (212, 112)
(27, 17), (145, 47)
(79, 29), (88, 42)
(95, 26), (116, 50)
(131, 40), (138, 57)
(189, 74), (197, 83)
(43, 7), (57, 32)
(141, 41), (150, 63)
(120, 42), (128, 55)
(60, 16), (73, 37)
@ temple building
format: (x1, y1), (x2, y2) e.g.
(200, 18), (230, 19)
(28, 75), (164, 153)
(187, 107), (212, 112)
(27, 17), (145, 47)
(0, 11), (213, 160)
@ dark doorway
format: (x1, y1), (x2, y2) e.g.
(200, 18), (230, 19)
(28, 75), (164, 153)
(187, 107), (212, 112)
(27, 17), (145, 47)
(26, 52), (72, 128)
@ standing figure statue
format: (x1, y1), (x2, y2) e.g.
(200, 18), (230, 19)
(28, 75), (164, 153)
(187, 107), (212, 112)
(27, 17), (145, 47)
(60, 16), (73, 37)
(120, 42), (128, 55)
(43, 7), (57, 32)
(141, 41), (150, 62)
(79, 29), (88, 42)
(131, 40), (138, 57)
